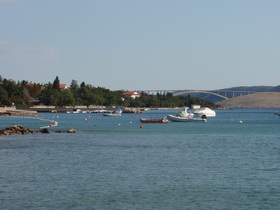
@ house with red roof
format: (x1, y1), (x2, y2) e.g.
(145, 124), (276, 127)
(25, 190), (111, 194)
(59, 84), (68, 90)
(121, 91), (141, 99)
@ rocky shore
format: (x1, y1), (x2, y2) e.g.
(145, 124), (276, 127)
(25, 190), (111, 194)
(0, 106), (37, 116)
(0, 125), (80, 136)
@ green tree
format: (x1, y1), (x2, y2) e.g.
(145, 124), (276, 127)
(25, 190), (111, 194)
(70, 80), (78, 89)
(58, 89), (75, 106)
(53, 76), (60, 90)
(0, 86), (12, 105)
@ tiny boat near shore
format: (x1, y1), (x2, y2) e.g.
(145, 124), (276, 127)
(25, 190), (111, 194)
(274, 111), (280, 117)
(140, 118), (170, 123)
(167, 107), (207, 122)
(103, 108), (122, 117)
(103, 113), (121, 117)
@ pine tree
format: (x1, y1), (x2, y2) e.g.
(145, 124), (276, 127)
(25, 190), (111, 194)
(53, 76), (60, 90)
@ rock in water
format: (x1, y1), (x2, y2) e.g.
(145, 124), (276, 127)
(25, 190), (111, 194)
(67, 129), (80, 133)
(39, 128), (51, 133)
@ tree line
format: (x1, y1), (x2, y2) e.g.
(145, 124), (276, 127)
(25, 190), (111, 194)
(0, 75), (218, 108)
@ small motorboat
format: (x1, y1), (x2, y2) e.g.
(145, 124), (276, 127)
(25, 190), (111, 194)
(167, 107), (207, 122)
(103, 108), (122, 117)
(67, 109), (82, 114)
(274, 111), (280, 117)
(140, 118), (170, 123)
(103, 113), (121, 117)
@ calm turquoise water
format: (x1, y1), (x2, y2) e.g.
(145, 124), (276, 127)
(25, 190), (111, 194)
(1, 109), (280, 209)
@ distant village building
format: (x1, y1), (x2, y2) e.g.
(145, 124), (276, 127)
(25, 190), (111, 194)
(59, 84), (68, 90)
(121, 91), (141, 99)
(191, 104), (201, 109)
(26, 83), (35, 87)
(41, 83), (68, 90)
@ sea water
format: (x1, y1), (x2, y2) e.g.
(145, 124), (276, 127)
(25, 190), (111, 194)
(0, 109), (280, 209)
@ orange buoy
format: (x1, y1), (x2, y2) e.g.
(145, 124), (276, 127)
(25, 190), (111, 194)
(49, 124), (53, 127)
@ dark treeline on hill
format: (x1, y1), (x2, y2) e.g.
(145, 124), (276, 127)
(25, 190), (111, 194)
(0, 75), (218, 108)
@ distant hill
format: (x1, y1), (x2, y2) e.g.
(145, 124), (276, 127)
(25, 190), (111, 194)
(216, 92), (280, 108)
(216, 86), (276, 92)
(271, 85), (280, 92)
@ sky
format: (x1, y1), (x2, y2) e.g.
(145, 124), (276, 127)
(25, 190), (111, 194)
(1, 0), (280, 91)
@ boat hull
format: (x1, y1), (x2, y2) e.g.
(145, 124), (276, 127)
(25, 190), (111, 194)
(167, 114), (207, 122)
(103, 113), (121, 117)
(140, 118), (170, 123)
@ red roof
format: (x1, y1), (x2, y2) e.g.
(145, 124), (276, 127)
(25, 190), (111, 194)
(122, 91), (141, 96)
(59, 84), (67, 89)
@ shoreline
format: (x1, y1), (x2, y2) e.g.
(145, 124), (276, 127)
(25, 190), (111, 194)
(2, 106), (183, 116)
(1, 105), (278, 117)
(0, 107), (37, 116)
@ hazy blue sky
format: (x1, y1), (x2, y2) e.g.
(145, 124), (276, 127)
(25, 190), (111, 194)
(1, 0), (280, 91)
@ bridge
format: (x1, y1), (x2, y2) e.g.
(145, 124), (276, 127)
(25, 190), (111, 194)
(136, 89), (256, 101)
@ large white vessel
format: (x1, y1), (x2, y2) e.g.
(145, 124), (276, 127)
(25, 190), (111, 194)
(194, 107), (216, 117)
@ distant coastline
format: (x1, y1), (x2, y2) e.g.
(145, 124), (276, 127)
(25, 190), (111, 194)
(1, 91), (280, 116)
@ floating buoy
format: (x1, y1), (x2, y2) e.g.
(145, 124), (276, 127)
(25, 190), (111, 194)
(238, 120), (243, 123)
(49, 124), (53, 127)
(140, 125), (144, 128)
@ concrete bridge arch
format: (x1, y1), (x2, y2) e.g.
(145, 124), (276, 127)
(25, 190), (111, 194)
(173, 90), (228, 100)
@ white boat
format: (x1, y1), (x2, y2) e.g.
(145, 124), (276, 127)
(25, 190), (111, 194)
(103, 108), (122, 117)
(67, 109), (82, 113)
(274, 112), (280, 117)
(167, 107), (207, 122)
(103, 113), (122, 117)
(194, 107), (216, 117)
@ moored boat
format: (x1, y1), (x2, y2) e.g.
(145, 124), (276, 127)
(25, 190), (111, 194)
(103, 113), (122, 117)
(140, 118), (170, 123)
(167, 107), (207, 122)
(103, 108), (122, 117)
(194, 107), (216, 117)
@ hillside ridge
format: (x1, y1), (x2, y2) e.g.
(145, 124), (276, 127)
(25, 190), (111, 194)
(216, 92), (280, 108)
